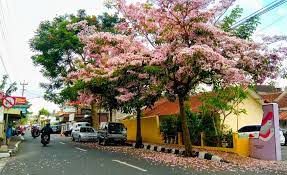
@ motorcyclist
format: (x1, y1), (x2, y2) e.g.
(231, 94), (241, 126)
(41, 123), (53, 141)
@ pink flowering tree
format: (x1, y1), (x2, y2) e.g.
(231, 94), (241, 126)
(113, 66), (162, 148)
(67, 21), (162, 147)
(114, 0), (283, 156)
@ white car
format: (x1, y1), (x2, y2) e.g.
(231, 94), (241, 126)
(280, 129), (286, 146)
(238, 125), (261, 138)
(72, 122), (91, 131)
(72, 126), (98, 142)
(238, 125), (285, 145)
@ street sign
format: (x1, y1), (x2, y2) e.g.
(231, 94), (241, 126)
(14, 96), (27, 105)
(2, 96), (15, 108)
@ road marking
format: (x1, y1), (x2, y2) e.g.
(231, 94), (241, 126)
(75, 147), (87, 152)
(59, 142), (65, 145)
(112, 160), (147, 172)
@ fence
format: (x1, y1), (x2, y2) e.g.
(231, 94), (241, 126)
(178, 132), (250, 157)
(121, 116), (250, 157)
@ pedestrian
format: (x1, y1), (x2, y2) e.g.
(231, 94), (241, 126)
(6, 125), (12, 145)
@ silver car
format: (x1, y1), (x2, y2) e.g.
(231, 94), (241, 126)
(72, 126), (98, 142)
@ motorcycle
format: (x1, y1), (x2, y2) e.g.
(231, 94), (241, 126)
(31, 126), (40, 138)
(13, 126), (25, 136)
(41, 133), (50, 146)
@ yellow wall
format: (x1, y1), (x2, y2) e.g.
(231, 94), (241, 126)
(186, 133), (250, 157)
(224, 94), (263, 132)
(121, 116), (163, 144)
(233, 133), (250, 157)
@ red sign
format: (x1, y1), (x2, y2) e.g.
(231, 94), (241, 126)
(2, 96), (15, 108)
(67, 101), (81, 106)
(13, 97), (27, 105)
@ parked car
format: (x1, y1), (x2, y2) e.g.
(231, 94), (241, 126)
(64, 122), (91, 137)
(97, 122), (127, 145)
(51, 125), (61, 134)
(238, 125), (261, 138)
(238, 125), (285, 145)
(72, 126), (98, 142)
(280, 128), (286, 146)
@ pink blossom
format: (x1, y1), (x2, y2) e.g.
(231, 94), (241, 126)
(138, 73), (149, 79)
(116, 92), (135, 102)
(78, 91), (99, 105)
(117, 87), (128, 93)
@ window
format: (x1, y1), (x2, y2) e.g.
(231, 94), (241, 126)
(86, 128), (94, 133)
(238, 125), (261, 132)
(80, 127), (95, 133)
(108, 123), (125, 134)
(80, 127), (86, 132)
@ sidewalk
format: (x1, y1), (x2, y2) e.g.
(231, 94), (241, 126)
(127, 141), (224, 162)
(0, 136), (23, 157)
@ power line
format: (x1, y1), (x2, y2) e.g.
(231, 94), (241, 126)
(25, 90), (43, 96)
(0, 0), (8, 40)
(231, 0), (287, 29)
(0, 53), (12, 83)
(27, 96), (44, 100)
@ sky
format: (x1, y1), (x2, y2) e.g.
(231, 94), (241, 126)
(0, 0), (286, 114)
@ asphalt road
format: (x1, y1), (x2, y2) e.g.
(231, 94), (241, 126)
(2, 134), (287, 175)
(1, 135), (195, 175)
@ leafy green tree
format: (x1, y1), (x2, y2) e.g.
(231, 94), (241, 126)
(87, 77), (119, 122)
(219, 6), (260, 39)
(38, 108), (50, 116)
(199, 86), (247, 137)
(0, 75), (17, 96)
(30, 10), (121, 104)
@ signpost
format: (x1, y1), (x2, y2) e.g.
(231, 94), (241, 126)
(0, 92), (4, 100)
(2, 96), (16, 109)
(0, 92), (4, 122)
(250, 103), (282, 160)
(0, 95), (16, 146)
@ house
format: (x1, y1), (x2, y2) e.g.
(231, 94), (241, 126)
(143, 89), (264, 132)
(256, 85), (287, 129)
(0, 97), (31, 138)
(57, 101), (127, 130)
(121, 89), (264, 144)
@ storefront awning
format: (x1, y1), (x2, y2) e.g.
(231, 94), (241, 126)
(4, 108), (21, 115)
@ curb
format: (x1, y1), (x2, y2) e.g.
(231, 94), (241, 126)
(8, 141), (22, 156)
(130, 142), (228, 163)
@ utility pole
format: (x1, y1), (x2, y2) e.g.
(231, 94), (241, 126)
(20, 81), (28, 97)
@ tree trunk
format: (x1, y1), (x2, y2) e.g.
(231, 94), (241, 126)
(178, 96), (193, 157)
(212, 115), (221, 147)
(109, 108), (113, 122)
(91, 102), (99, 129)
(135, 107), (142, 148)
